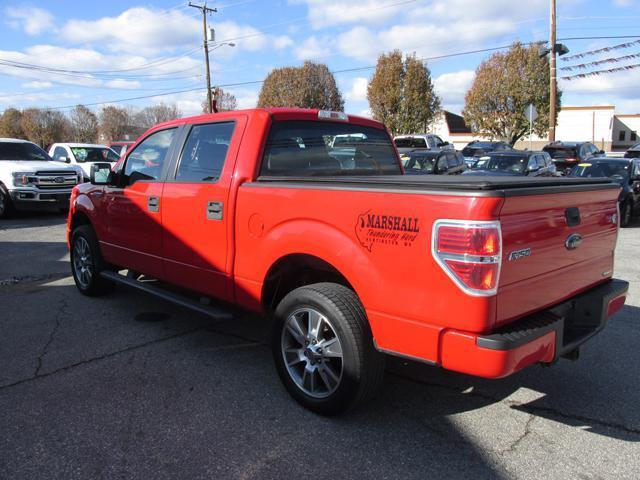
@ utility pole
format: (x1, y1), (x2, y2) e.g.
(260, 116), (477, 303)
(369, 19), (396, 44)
(548, 0), (557, 142)
(189, 2), (217, 114)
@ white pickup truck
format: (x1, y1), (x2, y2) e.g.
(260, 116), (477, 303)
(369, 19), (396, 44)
(0, 138), (81, 219)
(49, 143), (119, 181)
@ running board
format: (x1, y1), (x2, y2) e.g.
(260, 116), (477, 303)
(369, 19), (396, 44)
(100, 271), (233, 320)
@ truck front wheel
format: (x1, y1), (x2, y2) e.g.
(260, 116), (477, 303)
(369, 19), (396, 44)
(70, 225), (114, 296)
(0, 186), (13, 219)
(272, 283), (385, 415)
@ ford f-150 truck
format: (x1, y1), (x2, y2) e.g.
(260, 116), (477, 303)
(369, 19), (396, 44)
(1, 138), (81, 218)
(67, 108), (629, 414)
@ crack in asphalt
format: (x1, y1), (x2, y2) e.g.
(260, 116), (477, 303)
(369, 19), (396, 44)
(0, 272), (70, 288)
(34, 296), (68, 377)
(388, 372), (640, 436)
(0, 327), (259, 391)
(499, 414), (536, 455)
(0, 328), (204, 390)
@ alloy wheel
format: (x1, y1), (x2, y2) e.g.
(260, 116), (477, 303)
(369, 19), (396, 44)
(281, 307), (344, 398)
(73, 236), (93, 289)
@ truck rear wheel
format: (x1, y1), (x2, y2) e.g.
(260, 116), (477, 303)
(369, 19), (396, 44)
(70, 225), (114, 296)
(272, 283), (385, 415)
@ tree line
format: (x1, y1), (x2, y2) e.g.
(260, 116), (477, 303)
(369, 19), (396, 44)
(0, 43), (556, 147)
(0, 103), (182, 148)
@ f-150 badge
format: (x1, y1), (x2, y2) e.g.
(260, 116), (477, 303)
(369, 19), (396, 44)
(508, 248), (531, 261)
(355, 210), (420, 252)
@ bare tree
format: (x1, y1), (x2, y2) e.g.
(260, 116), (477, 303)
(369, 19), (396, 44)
(99, 106), (132, 143)
(69, 105), (98, 143)
(135, 103), (182, 130)
(202, 88), (238, 113)
(0, 108), (25, 139)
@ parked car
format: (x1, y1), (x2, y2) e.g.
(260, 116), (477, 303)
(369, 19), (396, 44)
(461, 141), (512, 167)
(108, 141), (135, 157)
(49, 143), (120, 181)
(543, 141), (605, 173)
(403, 150), (466, 175)
(68, 108), (627, 414)
(463, 151), (557, 177)
(624, 142), (640, 159)
(0, 138), (81, 218)
(393, 134), (453, 158)
(569, 157), (640, 227)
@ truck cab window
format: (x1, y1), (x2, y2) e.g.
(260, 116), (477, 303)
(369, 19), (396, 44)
(175, 122), (235, 182)
(261, 120), (401, 176)
(124, 128), (176, 186)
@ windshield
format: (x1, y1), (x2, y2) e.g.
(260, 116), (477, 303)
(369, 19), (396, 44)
(70, 147), (119, 163)
(570, 161), (630, 181)
(544, 147), (577, 158)
(472, 154), (528, 174)
(403, 156), (435, 173)
(0, 142), (52, 161)
(394, 137), (427, 149)
(261, 120), (401, 176)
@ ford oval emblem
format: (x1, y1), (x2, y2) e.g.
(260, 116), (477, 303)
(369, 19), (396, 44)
(565, 233), (582, 250)
(54, 176), (65, 184)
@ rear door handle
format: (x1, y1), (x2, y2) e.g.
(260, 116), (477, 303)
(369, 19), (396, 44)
(147, 196), (159, 213)
(207, 201), (223, 220)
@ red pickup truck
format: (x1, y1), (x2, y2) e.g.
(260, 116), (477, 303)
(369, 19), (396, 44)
(67, 108), (628, 414)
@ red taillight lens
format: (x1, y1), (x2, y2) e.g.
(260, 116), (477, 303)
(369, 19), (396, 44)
(437, 226), (500, 256)
(432, 220), (502, 296)
(444, 260), (499, 290)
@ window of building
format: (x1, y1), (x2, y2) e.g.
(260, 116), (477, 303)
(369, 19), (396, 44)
(631, 131), (637, 142)
(619, 130), (626, 142)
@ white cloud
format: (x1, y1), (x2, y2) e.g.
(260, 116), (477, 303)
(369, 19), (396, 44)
(295, 36), (332, 60)
(345, 77), (369, 102)
(105, 79), (141, 90)
(273, 35), (294, 50)
(434, 70), (475, 106)
(0, 91), (80, 107)
(5, 6), (55, 36)
(290, 0), (404, 29)
(61, 8), (199, 55)
(22, 81), (53, 89)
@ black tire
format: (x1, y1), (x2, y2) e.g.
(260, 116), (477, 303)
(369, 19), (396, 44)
(70, 225), (114, 296)
(0, 185), (14, 219)
(621, 201), (632, 228)
(272, 282), (385, 415)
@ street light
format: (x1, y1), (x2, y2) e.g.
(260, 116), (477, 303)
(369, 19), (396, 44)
(207, 42), (235, 113)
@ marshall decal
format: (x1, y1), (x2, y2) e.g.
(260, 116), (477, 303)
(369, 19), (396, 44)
(355, 210), (420, 252)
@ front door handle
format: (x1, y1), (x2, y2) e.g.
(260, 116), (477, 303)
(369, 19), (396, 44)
(207, 201), (223, 220)
(147, 196), (159, 213)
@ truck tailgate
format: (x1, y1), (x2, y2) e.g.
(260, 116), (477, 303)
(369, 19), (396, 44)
(497, 187), (619, 326)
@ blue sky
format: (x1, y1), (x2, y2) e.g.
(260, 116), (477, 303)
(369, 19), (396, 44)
(1, 0), (639, 118)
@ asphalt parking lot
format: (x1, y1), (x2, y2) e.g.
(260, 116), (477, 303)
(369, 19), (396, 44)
(1, 213), (639, 479)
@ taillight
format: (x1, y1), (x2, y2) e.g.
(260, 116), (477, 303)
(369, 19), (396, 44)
(432, 220), (502, 296)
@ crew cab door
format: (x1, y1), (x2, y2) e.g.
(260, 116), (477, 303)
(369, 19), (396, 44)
(160, 117), (246, 301)
(99, 127), (179, 279)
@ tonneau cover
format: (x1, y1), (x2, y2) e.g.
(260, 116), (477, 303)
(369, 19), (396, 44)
(256, 174), (617, 194)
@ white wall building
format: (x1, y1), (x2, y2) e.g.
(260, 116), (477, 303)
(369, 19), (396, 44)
(433, 105), (635, 152)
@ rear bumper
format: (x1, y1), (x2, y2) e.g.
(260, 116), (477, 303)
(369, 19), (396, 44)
(440, 279), (629, 378)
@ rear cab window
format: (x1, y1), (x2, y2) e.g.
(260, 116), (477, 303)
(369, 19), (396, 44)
(261, 120), (401, 176)
(175, 122), (235, 182)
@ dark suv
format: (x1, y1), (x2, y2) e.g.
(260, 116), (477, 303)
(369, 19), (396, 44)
(543, 141), (605, 173)
(461, 141), (512, 167)
(463, 151), (557, 177)
(625, 142), (640, 159)
(569, 157), (640, 227)
(403, 150), (466, 175)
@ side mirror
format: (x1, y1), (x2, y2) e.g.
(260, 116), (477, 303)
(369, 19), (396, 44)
(527, 164), (540, 172)
(598, 150), (605, 155)
(90, 162), (113, 185)
(56, 156), (70, 163)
